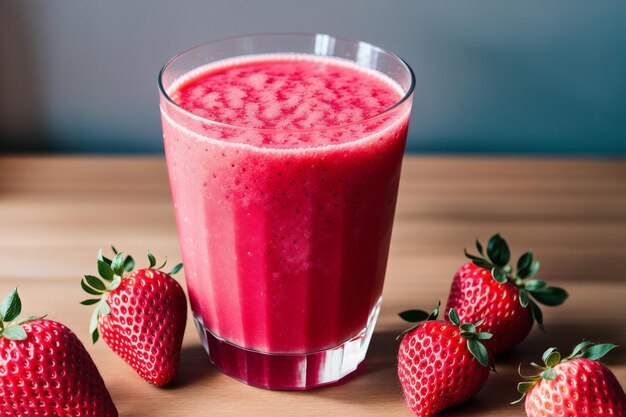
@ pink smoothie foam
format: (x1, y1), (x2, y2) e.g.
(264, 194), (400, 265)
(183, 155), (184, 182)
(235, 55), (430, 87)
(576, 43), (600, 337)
(161, 54), (410, 359)
(171, 55), (402, 138)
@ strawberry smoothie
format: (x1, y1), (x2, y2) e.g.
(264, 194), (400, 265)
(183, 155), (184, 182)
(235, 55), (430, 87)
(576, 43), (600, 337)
(159, 36), (414, 389)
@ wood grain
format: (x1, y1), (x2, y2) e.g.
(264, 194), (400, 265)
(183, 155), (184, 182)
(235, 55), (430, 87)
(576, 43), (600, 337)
(0, 155), (625, 416)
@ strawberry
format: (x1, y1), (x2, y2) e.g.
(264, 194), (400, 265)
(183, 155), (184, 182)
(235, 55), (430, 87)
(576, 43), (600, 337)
(80, 247), (187, 386)
(513, 341), (626, 417)
(397, 302), (494, 416)
(0, 287), (117, 416)
(446, 234), (569, 355)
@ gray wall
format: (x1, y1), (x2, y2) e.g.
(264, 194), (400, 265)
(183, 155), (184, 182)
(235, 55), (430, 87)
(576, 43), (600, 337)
(2, 0), (625, 154)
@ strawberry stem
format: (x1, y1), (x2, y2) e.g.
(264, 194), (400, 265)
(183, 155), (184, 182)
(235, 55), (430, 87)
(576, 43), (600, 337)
(0, 287), (46, 341)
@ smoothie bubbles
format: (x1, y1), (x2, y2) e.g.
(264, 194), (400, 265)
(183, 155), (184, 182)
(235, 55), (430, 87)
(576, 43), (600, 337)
(159, 34), (414, 390)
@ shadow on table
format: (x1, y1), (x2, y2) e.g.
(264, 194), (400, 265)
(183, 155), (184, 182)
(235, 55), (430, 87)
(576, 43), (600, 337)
(166, 344), (219, 389)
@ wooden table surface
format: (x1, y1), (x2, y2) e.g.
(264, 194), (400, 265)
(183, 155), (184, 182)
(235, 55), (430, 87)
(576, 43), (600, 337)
(1, 155), (625, 416)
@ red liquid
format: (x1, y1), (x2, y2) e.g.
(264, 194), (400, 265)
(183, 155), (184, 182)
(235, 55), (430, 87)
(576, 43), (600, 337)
(161, 55), (410, 357)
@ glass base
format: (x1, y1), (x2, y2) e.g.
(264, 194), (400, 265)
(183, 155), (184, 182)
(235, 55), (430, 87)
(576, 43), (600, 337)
(193, 297), (382, 390)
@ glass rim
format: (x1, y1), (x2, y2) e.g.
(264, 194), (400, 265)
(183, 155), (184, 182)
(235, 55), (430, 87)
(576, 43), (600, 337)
(158, 32), (415, 134)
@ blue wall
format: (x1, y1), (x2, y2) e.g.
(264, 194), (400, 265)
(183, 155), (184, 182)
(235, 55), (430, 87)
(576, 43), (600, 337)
(3, 1), (626, 155)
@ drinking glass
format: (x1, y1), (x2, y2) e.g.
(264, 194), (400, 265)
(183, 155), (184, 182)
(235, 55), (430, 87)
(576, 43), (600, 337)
(159, 33), (414, 390)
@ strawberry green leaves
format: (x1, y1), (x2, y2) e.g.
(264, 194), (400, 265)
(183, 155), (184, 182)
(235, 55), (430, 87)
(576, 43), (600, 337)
(563, 340), (594, 360)
(98, 260), (115, 281)
(464, 249), (492, 270)
(475, 239), (484, 256)
(124, 257), (135, 272)
(398, 310), (430, 323)
(168, 263), (184, 275)
(0, 287), (46, 341)
(530, 287), (568, 306)
(447, 308), (493, 368)
(147, 251), (157, 268)
(85, 274), (107, 291)
(87, 299), (113, 344)
(512, 341), (619, 404)
(518, 289), (529, 308)
(85, 302), (110, 343)
(82, 249), (129, 343)
(466, 234), (536, 284)
(578, 342), (618, 360)
(542, 347), (561, 367)
(1, 287), (22, 323)
(515, 249), (540, 280)
(110, 253), (125, 277)
(513, 381), (536, 403)
(529, 300), (544, 330)
(486, 234), (510, 268)
(145, 250), (182, 275)
(397, 301), (440, 340)
(111, 246), (135, 272)
(448, 308), (460, 326)
(516, 250), (533, 274)
(491, 268), (508, 284)
(467, 339), (490, 368)
(81, 278), (102, 295)
(524, 285), (568, 330)
(523, 279), (546, 291)
(2, 325), (27, 340)
(464, 234), (568, 331)
(89, 304), (101, 343)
